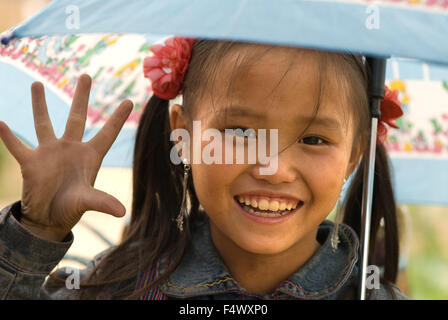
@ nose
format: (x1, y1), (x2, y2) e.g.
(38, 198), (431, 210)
(250, 140), (299, 184)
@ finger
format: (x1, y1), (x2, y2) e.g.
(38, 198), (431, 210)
(87, 100), (133, 158)
(63, 74), (92, 141)
(31, 82), (57, 144)
(80, 187), (126, 217)
(0, 121), (32, 164)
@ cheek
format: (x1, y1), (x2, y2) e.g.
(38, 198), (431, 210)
(188, 130), (249, 208)
(302, 147), (348, 211)
(190, 161), (245, 214)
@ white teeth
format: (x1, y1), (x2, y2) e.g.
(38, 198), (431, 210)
(237, 196), (299, 212)
(269, 201), (279, 211)
(239, 203), (293, 217)
(250, 199), (258, 209)
(258, 199), (269, 210)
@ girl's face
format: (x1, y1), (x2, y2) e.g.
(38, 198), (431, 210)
(171, 46), (360, 256)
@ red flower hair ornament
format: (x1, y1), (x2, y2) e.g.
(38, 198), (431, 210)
(143, 39), (402, 145)
(377, 85), (404, 145)
(143, 37), (195, 100)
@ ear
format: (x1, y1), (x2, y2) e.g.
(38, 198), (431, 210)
(346, 140), (363, 179)
(169, 104), (187, 134)
(169, 104), (190, 161)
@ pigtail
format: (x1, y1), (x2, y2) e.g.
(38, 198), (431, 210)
(130, 94), (182, 243)
(124, 94), (201, 298)
(343, 143), (400, 295)
(369, 145), (399, 283)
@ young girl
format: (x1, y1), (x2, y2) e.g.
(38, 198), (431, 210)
(0, 38), (408, 300)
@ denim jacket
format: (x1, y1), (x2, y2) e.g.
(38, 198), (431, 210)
(0, 200), (408, 300)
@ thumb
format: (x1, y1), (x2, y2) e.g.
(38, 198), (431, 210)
(80, 187), (126, 217)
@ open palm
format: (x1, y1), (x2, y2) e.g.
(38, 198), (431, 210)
(0, 74), (133, 241)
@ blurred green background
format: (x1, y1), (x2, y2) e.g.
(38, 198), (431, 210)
(1, 0), (447, 300)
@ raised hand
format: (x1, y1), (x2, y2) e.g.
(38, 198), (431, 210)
(0, 74), (133, 241)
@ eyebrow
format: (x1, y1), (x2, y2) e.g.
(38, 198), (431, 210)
(297, 115), (341, 130)
(211, 105), (341, 130)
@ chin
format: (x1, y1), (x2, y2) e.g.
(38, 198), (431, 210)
(233, 232), (298, 256)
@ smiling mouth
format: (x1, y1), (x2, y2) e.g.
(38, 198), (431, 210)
(234, 196), (304, 218)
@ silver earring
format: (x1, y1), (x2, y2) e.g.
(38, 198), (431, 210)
(176, 157), (191, 232)
(331, 178), (347, 252)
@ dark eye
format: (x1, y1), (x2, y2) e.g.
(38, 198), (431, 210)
(299, 136), (327, 145)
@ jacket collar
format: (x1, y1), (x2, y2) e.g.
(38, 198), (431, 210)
(159, 215), (359, 299)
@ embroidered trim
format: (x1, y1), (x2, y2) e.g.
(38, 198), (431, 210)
(166, 276), (234, 290)
(137, 259), (168, 300)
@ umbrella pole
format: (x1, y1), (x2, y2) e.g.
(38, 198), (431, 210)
(357, 57), (387, 300)
(358, 117), (379, 300)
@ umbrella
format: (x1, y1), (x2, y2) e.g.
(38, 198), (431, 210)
(1, 0), (448, 300)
